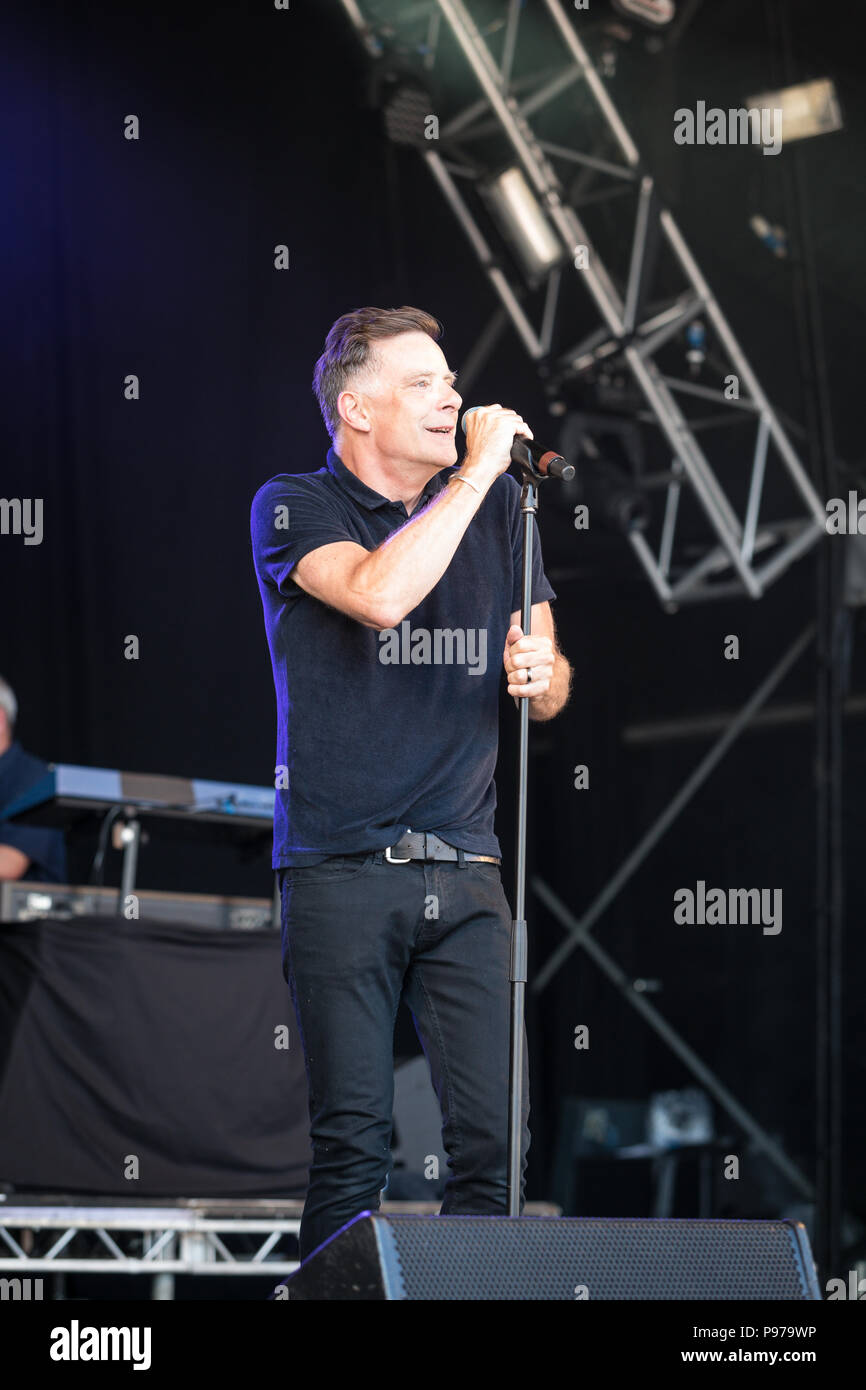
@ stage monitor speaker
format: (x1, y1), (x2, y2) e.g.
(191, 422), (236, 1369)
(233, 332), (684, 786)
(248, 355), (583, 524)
(278, 1212), (821, 1300)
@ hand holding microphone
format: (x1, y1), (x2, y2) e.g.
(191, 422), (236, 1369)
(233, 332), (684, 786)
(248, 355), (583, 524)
(461, 405), (574, 482)
(460, 404), (534, 483)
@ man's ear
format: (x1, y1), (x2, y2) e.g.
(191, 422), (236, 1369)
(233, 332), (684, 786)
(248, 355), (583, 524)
(337, 388), (372, 434)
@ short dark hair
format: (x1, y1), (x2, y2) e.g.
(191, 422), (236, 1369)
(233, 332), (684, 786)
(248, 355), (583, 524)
(312, 305), (443, 441)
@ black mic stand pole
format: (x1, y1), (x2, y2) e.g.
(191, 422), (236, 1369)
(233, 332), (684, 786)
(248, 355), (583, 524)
(507, 449), (548, 1218)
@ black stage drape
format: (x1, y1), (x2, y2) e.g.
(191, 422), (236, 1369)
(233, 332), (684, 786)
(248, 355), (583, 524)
(0, 918), (310, 1197)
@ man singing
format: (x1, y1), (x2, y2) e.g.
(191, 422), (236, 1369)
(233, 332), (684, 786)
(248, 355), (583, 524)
(251, 306), (571, 1261)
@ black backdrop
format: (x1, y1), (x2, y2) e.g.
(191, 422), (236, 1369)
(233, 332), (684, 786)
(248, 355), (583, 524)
(0, 917), (310, 1196)
(1, 0), (865, 1222)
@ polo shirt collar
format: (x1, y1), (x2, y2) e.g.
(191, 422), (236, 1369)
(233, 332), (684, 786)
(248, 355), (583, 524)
(326, 447), (453, 512)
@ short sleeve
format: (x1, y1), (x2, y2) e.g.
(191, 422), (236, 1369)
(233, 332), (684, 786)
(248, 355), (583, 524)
(250, 475), (357, 596)
(0, 820), (67, 882)
(507, 475), (557, 615)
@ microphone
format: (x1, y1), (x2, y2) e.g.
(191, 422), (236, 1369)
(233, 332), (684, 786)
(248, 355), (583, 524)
(461, 406), (575, 481)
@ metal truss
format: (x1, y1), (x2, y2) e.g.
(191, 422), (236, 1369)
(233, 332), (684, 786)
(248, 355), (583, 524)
(338, 0), (827, 606)
(533, 625), (819, 1203)
(0, 1203), (302, 1294)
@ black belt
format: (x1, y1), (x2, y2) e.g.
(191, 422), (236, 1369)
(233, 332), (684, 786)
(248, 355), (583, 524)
(385, 831), (500, 866)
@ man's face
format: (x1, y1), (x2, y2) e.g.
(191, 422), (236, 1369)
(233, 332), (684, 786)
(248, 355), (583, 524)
(346, 331), (463, 468)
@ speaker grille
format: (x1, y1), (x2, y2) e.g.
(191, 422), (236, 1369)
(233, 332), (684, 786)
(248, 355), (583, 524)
(378, 1216), (815, 1300)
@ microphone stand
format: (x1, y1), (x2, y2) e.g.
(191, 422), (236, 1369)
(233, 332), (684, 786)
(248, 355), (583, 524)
(507, 450), (550, 1218)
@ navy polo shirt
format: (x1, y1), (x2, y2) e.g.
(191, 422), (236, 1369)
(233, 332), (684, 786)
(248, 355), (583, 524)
(250, 447), (556, 868)
(0, 740), (68, 883)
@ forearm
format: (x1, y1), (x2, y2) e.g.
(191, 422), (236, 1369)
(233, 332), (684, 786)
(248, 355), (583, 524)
(529, 651), (573, 722)
(0, 844), (30, 880)
(354, 460), (492, 628)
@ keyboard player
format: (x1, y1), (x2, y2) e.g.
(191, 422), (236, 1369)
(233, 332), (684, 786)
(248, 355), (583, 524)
(0, 675), (67, 883)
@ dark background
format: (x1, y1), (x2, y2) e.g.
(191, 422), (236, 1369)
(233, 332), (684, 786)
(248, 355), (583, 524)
(1, 0), (864, 1236)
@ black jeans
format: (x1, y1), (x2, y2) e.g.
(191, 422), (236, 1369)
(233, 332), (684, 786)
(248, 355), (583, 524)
(279, 849), (530, 1262)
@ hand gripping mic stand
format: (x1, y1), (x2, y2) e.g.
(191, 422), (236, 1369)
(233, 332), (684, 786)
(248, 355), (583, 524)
(507, 439), (573, 1216)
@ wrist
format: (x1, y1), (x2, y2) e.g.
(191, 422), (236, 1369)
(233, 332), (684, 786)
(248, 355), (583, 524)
(456, 455), (496, 493)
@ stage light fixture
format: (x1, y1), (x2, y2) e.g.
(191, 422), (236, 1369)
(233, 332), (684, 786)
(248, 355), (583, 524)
(610, 0), (676, 28)
(746, 78), (843, 146)
(378, 74), (434, 147)
(479, 166), (565, 284)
